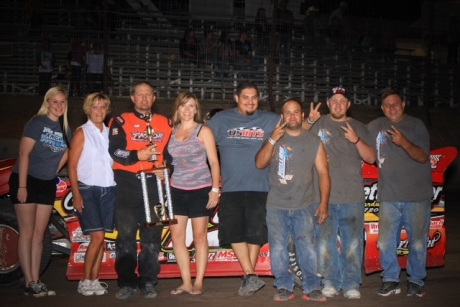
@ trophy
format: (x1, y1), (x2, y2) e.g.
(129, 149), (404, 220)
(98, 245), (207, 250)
(141, 112), (157, 162)
(138, 112), (177, 227)
(139, 163), (177, 227)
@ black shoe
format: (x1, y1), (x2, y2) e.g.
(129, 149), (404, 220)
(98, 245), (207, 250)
(375, 282), (401, 296)
(24, 281), (48, 297)
(407, 282), (425, 297)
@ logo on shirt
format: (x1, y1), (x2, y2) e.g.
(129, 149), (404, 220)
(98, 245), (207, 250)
(317, 129), (332, 145)
(277, 145), (294, 184)
(376, 130), (388, 168)
(131, 131), (165, 143)
(40, 127), (67, 152)
(226, 126), (264, 140)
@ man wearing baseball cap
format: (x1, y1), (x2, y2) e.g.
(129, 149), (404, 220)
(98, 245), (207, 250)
(310, 87), (376, 299)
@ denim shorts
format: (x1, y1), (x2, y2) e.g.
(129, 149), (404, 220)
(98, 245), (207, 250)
(75, 182), (116, 235)
(171, 186), (213, 218)
(9, 172), (56, 205)
(218, 191), (268, 248)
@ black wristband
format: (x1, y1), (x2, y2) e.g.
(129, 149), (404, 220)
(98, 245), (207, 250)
(353, 137), (360, 144)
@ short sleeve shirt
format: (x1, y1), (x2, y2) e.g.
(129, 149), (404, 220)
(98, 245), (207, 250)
(207, 108), (279, 192)
(13, 115), (69, 180)
(366, 115), (431, 202)
(310, 115), (373, 204)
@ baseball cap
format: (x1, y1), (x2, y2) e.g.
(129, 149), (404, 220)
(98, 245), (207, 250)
(329, 87), (348, 99)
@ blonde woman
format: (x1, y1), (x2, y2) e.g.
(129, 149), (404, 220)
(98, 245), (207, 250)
(9, 86), (70, 297)
(68, 93), (115, 296)
(167, 92), (220, 295)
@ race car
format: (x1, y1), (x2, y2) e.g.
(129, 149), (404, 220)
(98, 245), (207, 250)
(0, 147), (457, 286)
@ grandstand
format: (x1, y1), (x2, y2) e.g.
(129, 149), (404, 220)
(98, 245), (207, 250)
(0, 1), (458, 109)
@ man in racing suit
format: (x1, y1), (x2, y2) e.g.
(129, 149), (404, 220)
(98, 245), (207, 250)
(108, 81), (172, 299)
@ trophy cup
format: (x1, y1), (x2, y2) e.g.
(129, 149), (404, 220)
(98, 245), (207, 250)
(141, 112), (157, 162)
(138, 112), (177, 227)
(140, 163), (177, 227)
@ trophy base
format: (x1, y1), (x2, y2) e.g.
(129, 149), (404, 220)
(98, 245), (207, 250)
(145, 219), (178, 227)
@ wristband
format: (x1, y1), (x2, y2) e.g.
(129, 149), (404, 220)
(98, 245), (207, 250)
(19, 187), (27, 188)
(267, 137), (277, 145)
(352, 137), (360, 144)
(307, 117), (315, 125)
(211, 187), (220, 193)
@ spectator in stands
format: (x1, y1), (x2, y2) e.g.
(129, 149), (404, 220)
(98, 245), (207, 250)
(218, 30), (235, 69)
(255, 8), (270, 55)
(325, 15), (347, 50)
(367, 88), (431, 298)
(68, 93), (115, 297)
(302, 6), (324, 51)
(234, 28), (259, 80)
(86, 42), (110, 94)
(9, 86), (70, 297)
(167, 92), (220, 296)
(328, 1), (347, 26)
(36, 38), (55, 96)
(199, 28), (219, 68)
(67, 35), (86, 97)
(275, 0), (294, 65)
(179, 26), (200, 65)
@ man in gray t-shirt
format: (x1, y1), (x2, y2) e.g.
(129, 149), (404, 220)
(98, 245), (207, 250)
(367, 88), (431, 298)
(310, 87), (376, 299)
(255, 99), (330, 302)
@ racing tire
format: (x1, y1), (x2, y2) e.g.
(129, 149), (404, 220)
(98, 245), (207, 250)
(0, 199), (52, 288)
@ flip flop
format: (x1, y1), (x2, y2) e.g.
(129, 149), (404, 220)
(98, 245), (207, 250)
(190, 288), (203, 295)
(171, 288), (192, 295)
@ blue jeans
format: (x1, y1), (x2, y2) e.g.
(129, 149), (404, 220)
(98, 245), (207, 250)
(378, 200), (431, 286)
(267, 205), (321, 293)
(315, 203), (364, 292)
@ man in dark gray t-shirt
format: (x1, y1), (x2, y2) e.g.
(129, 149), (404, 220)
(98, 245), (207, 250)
(367, 88), (431, 298)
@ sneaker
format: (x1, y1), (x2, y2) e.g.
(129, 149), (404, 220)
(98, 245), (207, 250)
(321, 285), (338, 297)
(115, 286), (137, 299)
(407, 282), (425, 297)
(77, 279), (95, 296)
(91, 279), (108, 296)
(24, 281), (48, 298)
(376, 282), (401, 296)
(140, 282), (158, 299)
(274, 288), (294, 301)
(302, 290), (326, 302)
(238, 274), (265, 296)
(344, 289), (361, 299)
(36, 280), (56, 296)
